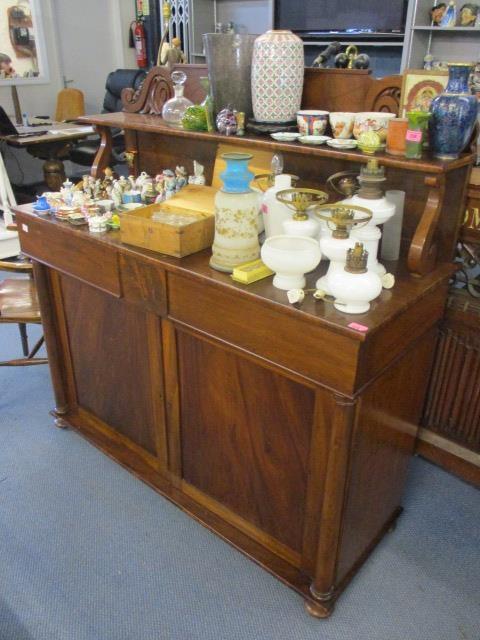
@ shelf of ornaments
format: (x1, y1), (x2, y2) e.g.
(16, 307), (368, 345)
(412, 25), (480, 31)
(80, 112), (475, 176)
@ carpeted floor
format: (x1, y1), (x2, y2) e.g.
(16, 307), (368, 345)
(0, 316), (479, 640)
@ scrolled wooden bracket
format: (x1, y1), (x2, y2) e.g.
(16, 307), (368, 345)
(407, 174), (446, 277)
(122, 67), (173, 115)
(91, 125), (113, 179)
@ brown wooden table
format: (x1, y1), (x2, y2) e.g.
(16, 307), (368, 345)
(1, 122), (95, 191)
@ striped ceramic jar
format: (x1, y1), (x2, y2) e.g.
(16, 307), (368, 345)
(251, 30), (304, 124)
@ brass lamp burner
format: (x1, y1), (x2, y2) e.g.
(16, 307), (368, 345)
(253, 173), (300, 193)
(276, 188), (329, 221)
(313, 203), (372, 238)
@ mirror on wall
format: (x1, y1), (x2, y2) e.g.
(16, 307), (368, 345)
(0, 0), (49, 86)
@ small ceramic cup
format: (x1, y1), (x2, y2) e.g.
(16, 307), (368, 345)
(297, 110), (329, 136)
(122, 190), (142, 204)
(353, 112), (396, 142)
(329, 112), (355, 139)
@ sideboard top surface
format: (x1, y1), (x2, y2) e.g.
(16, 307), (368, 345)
(15, 205), (454, 344)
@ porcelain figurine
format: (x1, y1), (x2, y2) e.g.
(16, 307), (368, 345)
(430, 2), (447, 24)
(188, 161), (206, 185)
(61, 179), (74, 206)
(261, 235), (322, 290)
(111, 182), (123, 208)
(429, 63), (478, 160)
(251, 30), (304, 123)
(440, 0), (457, 25)
(329, 243), (383, 314)
(164, 171), (177, 199)
(210, 152), (260, 273)
(141, 181), (157, 204)
(175, 166), (188, 191)
(459, 3), (478, 24)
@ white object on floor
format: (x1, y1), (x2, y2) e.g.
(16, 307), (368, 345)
(0, 152), (20, 259)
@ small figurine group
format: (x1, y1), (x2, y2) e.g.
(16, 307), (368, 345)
(430, 1), (479, 26)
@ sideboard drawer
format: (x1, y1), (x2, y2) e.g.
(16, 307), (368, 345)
(18, 217), (121, 297)
(168, 272), (359, 393)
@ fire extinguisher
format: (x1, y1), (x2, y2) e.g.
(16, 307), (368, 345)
(133, 19), (147, 68)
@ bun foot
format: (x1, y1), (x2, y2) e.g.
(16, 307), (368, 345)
(50, 409), (69, 429)
(304, 599), (333, 618)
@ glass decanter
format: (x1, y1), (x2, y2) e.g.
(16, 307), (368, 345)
(162, 71), (193, 128)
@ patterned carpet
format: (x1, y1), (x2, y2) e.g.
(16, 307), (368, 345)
(0, 317), (479, 640)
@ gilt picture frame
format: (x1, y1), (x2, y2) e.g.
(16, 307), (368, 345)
(399, 69), (449, 117)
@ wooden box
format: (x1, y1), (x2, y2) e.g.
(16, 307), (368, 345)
(120, 186), (215, 258)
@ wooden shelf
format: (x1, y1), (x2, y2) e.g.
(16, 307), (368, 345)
(413, 25), (480, 31)
(79, 112), (474, 175)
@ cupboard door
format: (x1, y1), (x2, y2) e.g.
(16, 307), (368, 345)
(60, 275), (167, 468)
(176, 329), (316, 558)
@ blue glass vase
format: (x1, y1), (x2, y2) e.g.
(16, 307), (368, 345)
(429, 63), (478, 160)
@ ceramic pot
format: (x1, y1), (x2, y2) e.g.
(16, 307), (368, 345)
(261, 235), (322, 290)
(353, 112), (396, 142)
(297, 110), (329, 136)
(386, 118), (408, 156)
(252, 30), (304, 124)
(210, 153), (260, 273)
(329, 112), (355, 139)
(429, 63), (478, 160)
(203, 33), (256, 118)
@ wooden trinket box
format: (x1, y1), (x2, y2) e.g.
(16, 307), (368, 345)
(120, 185), (215, 257)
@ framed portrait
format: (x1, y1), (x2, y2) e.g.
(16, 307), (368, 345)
(399, 69), (449, 117)
(0, 0), (49, 86)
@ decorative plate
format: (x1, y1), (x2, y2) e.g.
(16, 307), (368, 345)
(298, 135), (331, 145)
(270, 132), (301, 142)
(327, 139), (358, 150)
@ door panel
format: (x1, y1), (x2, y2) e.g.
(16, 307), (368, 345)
(177, 329), (315, 554)
(60, 274), (165, 459)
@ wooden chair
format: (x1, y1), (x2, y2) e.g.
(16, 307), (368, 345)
(0, 258), (47, 366)
(55, 87), (85, 122)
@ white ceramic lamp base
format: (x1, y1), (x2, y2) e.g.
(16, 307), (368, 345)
(334, 300), (370, 314)
(273, 273), (306, 290)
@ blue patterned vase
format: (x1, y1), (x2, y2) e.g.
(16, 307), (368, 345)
(429, 63), (478, 160)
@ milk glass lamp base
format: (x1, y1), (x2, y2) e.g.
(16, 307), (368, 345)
(372, 261), (387, 276)
(315, 274), (330, 295)
(273, 273), (306, 290)
(334, 301), (370, 314)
